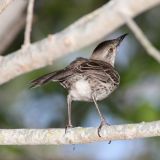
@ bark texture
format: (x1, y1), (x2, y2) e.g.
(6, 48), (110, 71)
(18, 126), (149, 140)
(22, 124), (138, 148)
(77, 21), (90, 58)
(0, 121), (159, 145)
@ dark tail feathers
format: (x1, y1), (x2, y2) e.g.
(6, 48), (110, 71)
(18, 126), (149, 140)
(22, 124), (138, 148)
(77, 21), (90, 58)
(30, 72), (57, 88)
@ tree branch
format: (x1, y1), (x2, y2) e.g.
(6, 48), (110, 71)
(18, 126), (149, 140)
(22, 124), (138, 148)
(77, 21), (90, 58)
(120, 13), (160, 63)
(0, 0), (27, 54)
(0, 121), (159, 145)
(0, 15), (25, 54)
(0, 0), (14, 14)
(23, 0), (35, 47)
(0, 0), (160, 85)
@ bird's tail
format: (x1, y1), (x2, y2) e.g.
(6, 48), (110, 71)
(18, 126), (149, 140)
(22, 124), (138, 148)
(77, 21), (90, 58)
(29, 72), (57, 88)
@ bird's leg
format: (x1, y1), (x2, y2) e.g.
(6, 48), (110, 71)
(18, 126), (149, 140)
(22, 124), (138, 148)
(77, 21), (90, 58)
(65, 95), (73, 133)
(92, 94), (110, 137)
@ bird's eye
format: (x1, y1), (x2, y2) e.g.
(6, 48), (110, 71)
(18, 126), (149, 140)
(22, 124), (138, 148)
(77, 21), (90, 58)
(108, 48), (113, 53)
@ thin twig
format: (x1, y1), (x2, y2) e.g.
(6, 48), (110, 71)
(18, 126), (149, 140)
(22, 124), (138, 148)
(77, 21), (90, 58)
(0, 121), (159, 145)
(23, 0), (35, 47)
(121, 13), (160, 63)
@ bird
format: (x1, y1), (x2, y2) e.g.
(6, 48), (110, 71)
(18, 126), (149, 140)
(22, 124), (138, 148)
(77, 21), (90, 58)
(30, 33), (127, 137)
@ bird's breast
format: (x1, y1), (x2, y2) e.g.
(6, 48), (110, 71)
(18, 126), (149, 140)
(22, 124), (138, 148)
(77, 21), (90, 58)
(70, 79), (92, 101)
(69, 77), (118, 102)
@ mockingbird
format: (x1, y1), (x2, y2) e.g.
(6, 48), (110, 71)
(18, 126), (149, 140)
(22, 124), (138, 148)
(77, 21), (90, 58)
(30, 33), (127, 137)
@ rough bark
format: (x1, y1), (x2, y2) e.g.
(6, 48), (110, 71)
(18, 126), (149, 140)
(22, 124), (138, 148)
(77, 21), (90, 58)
(0, 121), (159, 145)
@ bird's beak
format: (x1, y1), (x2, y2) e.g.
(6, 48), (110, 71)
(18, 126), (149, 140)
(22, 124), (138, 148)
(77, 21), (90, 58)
(114, 33), (128, 46)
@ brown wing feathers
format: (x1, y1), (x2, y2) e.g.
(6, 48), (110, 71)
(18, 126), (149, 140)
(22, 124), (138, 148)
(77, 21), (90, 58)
(30, 68), (73, 88)
(30, 58), (119, 88)
(30, 58), (87, 88)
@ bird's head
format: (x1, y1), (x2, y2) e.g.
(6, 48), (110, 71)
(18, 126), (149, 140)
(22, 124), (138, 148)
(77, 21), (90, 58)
(90, 33), (127, 66)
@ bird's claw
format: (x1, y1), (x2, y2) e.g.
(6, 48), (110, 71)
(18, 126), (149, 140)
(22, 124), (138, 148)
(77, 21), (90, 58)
(65, 124), (73, 134)
(98, 121), (111, 144)
(98, 120), (109, 137)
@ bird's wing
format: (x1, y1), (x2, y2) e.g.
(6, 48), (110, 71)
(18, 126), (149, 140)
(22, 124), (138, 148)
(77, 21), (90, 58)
(30, 58), (120, 88)
(75, 59), (120, 85)
(30, 69), (73, 88)
(30, 57), (88, 88)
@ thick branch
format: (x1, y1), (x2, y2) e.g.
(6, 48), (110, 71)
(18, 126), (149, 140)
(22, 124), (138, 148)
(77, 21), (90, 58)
(0, 0), (27, 54)
(0, 121), (159, 145)
(0, 0), (160, 85)
(0, 15), (25, 54)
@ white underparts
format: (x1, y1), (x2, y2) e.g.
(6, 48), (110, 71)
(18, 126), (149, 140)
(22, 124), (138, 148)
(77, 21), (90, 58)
(69, 79), (92, 101)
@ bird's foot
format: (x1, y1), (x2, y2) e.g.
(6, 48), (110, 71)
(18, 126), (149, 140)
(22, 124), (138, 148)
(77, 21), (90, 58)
(98, 120), (110, 137)
(98, 120), (111, 144)
(65, 124), (73, 134)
